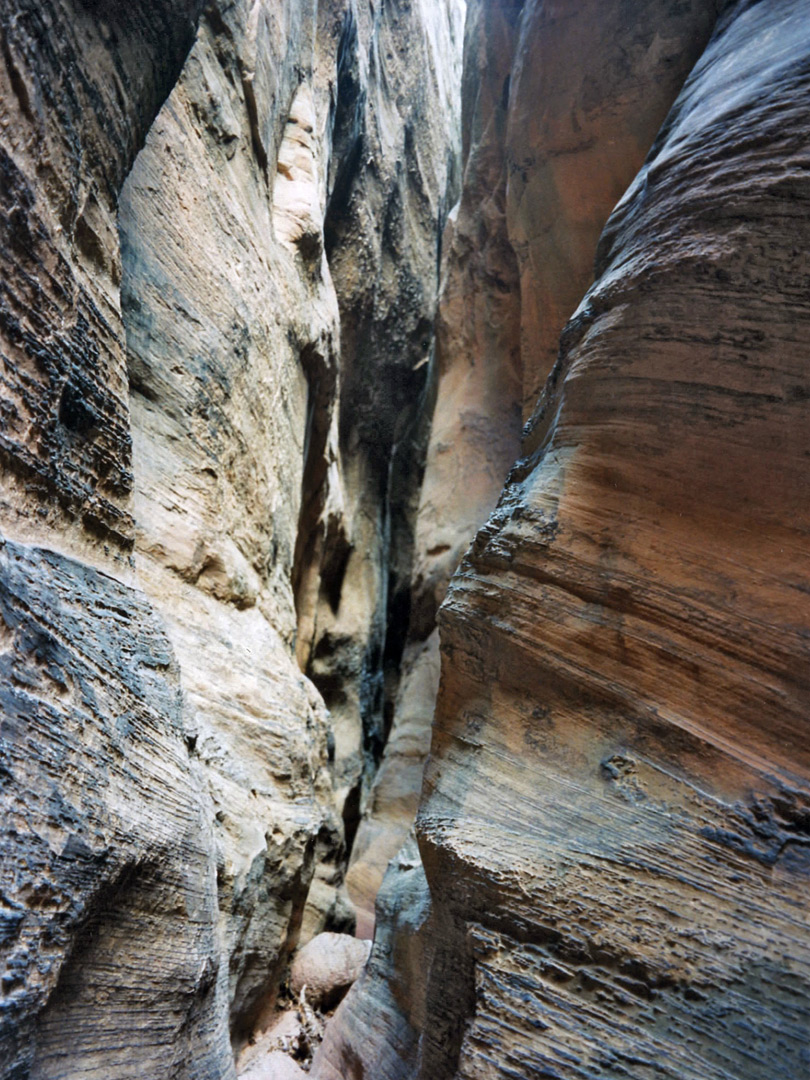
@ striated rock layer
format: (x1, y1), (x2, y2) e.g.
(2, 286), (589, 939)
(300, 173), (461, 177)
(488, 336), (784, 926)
(343, 0), (723, 940)
(415, 2), (810, 1078)
(0, 0), (462, 1075)
(324, 0), (727, 1070)
(0, 3), (230, 1076)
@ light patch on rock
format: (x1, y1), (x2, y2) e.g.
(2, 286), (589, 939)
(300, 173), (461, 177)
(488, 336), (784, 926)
(273, 83), (322, 260)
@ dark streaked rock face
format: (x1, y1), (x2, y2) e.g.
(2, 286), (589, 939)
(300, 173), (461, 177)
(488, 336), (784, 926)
(417, 1), (810, 1077)
(0, 540), (230, 1078)
(0, 0), (204, 553)
(0, 0), (463, 1075)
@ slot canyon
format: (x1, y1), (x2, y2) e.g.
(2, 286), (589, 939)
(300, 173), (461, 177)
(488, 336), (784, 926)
(0, 1), (808, 1078)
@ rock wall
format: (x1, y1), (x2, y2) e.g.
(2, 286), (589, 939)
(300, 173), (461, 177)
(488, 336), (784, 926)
(0, 4), (231, 1077)
(415, 1), (810, 1079)
(0, 0), (462, 1075)
(316, 1), (810, 1078)
(0, 0), (203, 558)
(3, 0), (809, 1077)
(119, 2), (345, 1048)
(119, 0), (462, 1051)
(343, 0), (722, 939)
(327, 0), (725, 1061)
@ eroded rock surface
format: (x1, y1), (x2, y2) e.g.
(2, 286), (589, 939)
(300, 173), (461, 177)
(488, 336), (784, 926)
(290, 932), (371, 1009)
(332, 0), (729, 1068)
(4, 0), (809, 1077)
(119, 1), (344, 1044)
(294, 0), (465, 838)
(0, 0), (203, 557)
(0, 541), (229, 1078)
(0, 0), (462, 1075)
(345, 0), (723, 945)
(0, 3), (232, 1076)
(415, 2), (810, 1078)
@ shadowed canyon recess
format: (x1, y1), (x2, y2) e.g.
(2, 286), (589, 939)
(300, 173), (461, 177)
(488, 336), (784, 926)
(0, 0), (808, 1078)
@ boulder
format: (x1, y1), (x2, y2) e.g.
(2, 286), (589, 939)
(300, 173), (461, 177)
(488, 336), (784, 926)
(290, 933), (372, 1010)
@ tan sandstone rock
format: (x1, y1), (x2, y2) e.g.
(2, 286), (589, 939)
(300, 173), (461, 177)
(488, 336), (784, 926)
(290, 932), (371, 1010)
(239, 1051), (308, 1080)
(328, 0), (728, 1074)
(416, 2), (810, 1078)
(0, 0), (463, 1074)
(316, 2), (810, 1079)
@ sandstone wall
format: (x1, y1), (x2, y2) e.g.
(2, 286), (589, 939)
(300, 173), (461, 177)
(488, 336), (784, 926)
(0, 0), (462, 1075)
(0, 4), (233, 1076)
(119, 2), (345, 1048)
(317, 1), (810, 1078)
(416, 1), (810, 1078)
(334, 0), (722, 1037)
(4, 0), (809, 1076)
(119, 0), (462, 1051)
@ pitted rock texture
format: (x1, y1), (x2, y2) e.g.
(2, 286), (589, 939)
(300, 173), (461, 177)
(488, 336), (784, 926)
(414, 2), (810, 1078)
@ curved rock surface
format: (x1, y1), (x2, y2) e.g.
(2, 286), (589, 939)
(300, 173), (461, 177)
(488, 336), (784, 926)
(331, 0), (729, 1068)
(416, 2), (810, 1078)
(3, 0), (809, 1077)
(0, 0), (203, 557)
(0, 0), (462, 1075)
(119, 0), (345, 1045)
(345, 0), (723, 944)
(290, 931), (371, 1009)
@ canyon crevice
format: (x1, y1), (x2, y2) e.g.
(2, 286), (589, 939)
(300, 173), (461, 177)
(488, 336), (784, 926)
(1, 1), (809, 1079)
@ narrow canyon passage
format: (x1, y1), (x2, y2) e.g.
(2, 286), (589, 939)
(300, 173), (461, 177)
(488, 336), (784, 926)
(0, 2), (809, 1080)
